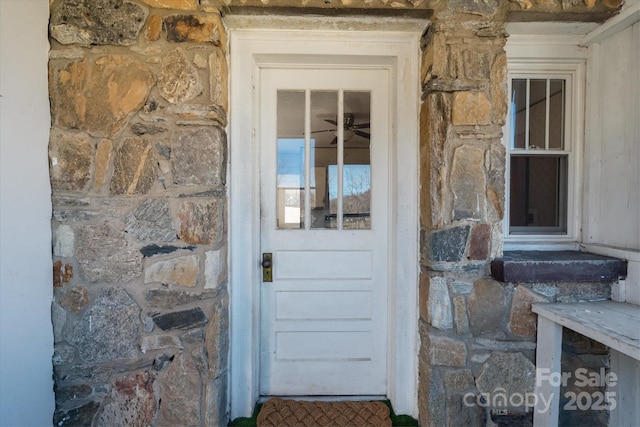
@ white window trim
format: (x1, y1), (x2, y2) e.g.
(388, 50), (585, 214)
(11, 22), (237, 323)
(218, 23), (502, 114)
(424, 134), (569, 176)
(503, 35), (587, 250)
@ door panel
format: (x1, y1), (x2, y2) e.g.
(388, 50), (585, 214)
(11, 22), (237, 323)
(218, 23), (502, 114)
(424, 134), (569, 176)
(259, 67), (389, 396)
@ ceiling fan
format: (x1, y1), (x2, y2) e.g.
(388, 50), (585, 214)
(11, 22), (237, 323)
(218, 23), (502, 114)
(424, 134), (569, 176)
(312, 113), (370, 144)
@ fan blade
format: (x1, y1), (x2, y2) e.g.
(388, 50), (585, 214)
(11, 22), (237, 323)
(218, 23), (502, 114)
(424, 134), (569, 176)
(354, 130), (370, 139)
(309, 129), (336, 134)
(324, 119), (338, 126)
(351, 123), (370, 129)
(330, 136), (338, 145)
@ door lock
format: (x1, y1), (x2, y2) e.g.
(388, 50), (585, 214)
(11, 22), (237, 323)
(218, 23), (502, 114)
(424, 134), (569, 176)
(262, 253), (273, 282)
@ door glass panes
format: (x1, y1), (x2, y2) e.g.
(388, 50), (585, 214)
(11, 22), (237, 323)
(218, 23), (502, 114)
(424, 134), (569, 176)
(310, 91), (338, 229)
(276, 89), (372, 230)
(276, 91), (305, 229)
(528, 79), (546, 149)
(342, 91), (371, 230)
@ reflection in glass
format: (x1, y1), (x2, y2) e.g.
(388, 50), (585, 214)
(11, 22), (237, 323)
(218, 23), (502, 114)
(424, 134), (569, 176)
(276, 91), (305, 229)
(511, 79), (526, 149)
(549, 80), (565, 149)
(276, 89), (372, 230)
(528, 79), (547, 150)
(510, 155), (567, 231)
(342, 91), (371, 229)
(310, 91), (338, 229)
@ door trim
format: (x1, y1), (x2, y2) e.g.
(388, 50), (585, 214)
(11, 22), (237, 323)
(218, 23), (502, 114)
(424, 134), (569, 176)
(228, 24), (422, 419)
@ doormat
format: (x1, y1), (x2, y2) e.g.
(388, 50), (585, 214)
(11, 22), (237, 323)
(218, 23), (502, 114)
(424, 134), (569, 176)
(257, 398), (392, 427)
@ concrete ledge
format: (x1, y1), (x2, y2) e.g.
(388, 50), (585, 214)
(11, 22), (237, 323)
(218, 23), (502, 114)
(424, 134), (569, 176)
(491, 250), (628, 283)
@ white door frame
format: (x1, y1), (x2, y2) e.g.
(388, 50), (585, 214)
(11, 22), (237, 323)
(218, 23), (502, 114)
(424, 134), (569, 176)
(228, 20), (423, 419)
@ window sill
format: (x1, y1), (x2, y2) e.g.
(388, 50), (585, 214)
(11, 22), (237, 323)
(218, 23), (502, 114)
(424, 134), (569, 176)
(491, 250), (628, 283)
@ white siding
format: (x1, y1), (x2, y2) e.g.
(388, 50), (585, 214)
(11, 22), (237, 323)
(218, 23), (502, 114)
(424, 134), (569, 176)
(584, 20), (640, 304)
(0, 1), (55, 425)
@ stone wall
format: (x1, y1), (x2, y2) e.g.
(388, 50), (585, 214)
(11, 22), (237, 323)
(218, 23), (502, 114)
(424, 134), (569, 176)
(48, 1), (229, 425)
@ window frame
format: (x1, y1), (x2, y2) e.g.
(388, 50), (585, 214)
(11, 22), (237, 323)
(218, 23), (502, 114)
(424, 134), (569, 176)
(503, 59), (585, 248)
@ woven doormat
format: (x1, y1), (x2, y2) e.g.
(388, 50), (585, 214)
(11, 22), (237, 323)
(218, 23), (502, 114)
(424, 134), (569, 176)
(257, 398), (392, 427)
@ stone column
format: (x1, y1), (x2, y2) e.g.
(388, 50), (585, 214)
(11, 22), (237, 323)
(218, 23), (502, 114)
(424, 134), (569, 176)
(418, 10), (511, 426)
(48, 1), (230, 425)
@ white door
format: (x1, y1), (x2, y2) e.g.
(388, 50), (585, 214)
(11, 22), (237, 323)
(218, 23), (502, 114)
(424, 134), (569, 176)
(259, 67), (390, 396)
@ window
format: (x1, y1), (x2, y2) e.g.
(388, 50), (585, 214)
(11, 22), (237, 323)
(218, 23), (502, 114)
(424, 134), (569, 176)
(503, 61), (584, 244)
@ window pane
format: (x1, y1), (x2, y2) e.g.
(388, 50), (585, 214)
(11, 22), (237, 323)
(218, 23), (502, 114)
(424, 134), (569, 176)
(510, 155), (568, 232)
(310, 91), (338, 229)
(511, 79), (527, 149)
(343, 91), (371, 230)
(276, 90), (305, 229)
(528, 79), (547, 150)
(549, 80), (565, 149)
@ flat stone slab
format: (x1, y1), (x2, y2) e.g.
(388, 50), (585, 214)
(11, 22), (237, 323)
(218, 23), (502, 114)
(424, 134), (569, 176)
(491, 251), (627, 283)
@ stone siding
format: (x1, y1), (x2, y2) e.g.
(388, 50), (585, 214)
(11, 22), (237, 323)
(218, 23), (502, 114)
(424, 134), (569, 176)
(49, 1), (228, 425)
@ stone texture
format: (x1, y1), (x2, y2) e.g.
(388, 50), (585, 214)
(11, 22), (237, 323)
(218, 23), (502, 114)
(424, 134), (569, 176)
(54, 401), (100, 427)
(467, 278), (506, 336)
(66, 287), (141, 363)
(141, 335), (183, 353)
(49, 131), (93, 192)
(52, 344), (76, 366)
(51, 56), (154, 137)
(205, 375), (228, 427)
(453, 294), (470, 334)
(463, 49), (492, 80)
(487, 142), (506, 222)
(468, 223), (491, 260)
(77, 223), (143, 283)
(452, 91), (491, 126)
(50, 0), (148, 46)
(205, 248), (227, 289)
(165, 14), (225, 45)
(210, 48), (229, 112)
(451, 145), (486, 220)
(59, 285), (89, 313)
(509, 285), (549, 336)
(450, 0), (500, 16)
(144, 255), (199, 287)
(471, 338), (537, 351)
(158, 48), (203, 104)
(429, 334), (467, 367)
(146, 288), (216, 308)
(476, 352), (536, 409)
(420, 92), (450, 230)
(444, 369), (475, 391)
(142, 0), (198, 8)
(171, 127), (225, 186)
(152, 307), (207, 330)
(428, 277), (453, 330)
(125, 199), (176, 242)
(167, 104), (227, 127)
(429, 225), (470, 262)
(183, 329), (205, 344)
(176, 199), (224, 245)
(491, 51), (508, 126)
(205, 293), (229, 378)
(55, 384), (92, 406)
(52, 302), (67, 343)
(95, 371), (157, 427)
(54, 225), (75, 258)
(158, 354), (201, 426)
(110, 137), (157, 195)
(94, 139), (112, 192)
(140, 244), (195, 258)
(147, 15), (163, 41)
(447, 393), (485, 427)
